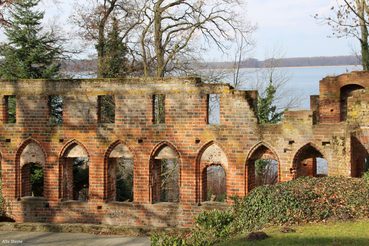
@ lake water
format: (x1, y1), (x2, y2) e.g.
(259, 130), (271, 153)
(220, 65), (361, 109)
(75, 65), (361, 110)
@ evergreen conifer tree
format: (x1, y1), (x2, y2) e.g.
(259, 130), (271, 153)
(0, 0), (63, 79)
(257, 83), (284, 124)
(102, 17), (128, 78)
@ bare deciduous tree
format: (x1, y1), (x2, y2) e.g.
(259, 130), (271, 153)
(72, 0), (255, 78)
(316, 0), (369, 70)
(139, 0), (254, 77)
(72, 0), (142, 77)
(0, 0), (13, 26)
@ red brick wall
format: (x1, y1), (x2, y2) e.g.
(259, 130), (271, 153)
(0, 74), (367, 227)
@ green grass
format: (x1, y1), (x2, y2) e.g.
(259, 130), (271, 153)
(218, 220), (369, 246)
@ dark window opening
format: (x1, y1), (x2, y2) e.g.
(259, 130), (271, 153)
(49, 95), (63, 125)
(98, 95), (115, 123)
(72, 157), (89, 201)
(21, 163), (44, 197)
(153, 94), (165, 124)
(351, 137), (369, 177)
(202, 165), (226, 202)
(5, 95), (16, 124)
(207, 94), (220, 125)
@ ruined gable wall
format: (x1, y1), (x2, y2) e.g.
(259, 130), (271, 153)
(319, 71), (369, 123)
(259, 110), (349, 181)
(0, 78), (260, 227)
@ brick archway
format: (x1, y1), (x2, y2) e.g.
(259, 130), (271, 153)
(246, 142), (279, 193)
(103, 141), (134, 202)
(149, 142), (181, 204)
(15, 139), (46, 199)
(196, 141), (228, 203)
(292, 143), (327, 178)
(58, 140), (89, 201)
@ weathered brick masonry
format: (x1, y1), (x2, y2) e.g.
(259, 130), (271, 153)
(0, 72), (368, 227)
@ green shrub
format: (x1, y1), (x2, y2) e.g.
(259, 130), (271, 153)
(233, 177), (369, 232)
(195, 210), (234, 238)
(151, 176), (369, 245)
(362, 171), (369, 182)
(151, 232), (186, 246)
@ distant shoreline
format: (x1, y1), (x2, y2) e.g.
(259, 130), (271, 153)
(201, 64), (361, 70)
(61, 55), (362, 73)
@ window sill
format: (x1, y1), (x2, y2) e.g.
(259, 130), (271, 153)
(152, 202), (179, 207)
(20, 196), (46, 202)
(98, 123), (115, 129)
(4, 123), (16, 126)
(200, 201), (228, 207)
(60, 200), (88, 204)
(107, 201), (134, 206)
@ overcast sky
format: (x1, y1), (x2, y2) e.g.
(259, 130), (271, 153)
(244, 0), (356, 61)
(1, 0), (357, 61)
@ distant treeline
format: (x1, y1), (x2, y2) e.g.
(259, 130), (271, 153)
(60, 55), (361, 73)
(201, 56), (361, 69)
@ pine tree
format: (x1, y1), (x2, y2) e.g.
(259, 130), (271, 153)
(102, 17), (128, 78)
(0, 0), (63, 80)
(257, 83), (284, 124)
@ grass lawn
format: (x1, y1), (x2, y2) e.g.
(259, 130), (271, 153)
(218, 220), (369, 246)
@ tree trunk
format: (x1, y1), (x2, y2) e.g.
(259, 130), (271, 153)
(357, 0), (369, 70)
(97, 26), (106, 78)
(154, 2), (165, 77)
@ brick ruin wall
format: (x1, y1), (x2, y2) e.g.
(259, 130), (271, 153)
(0, 71), (368, 227)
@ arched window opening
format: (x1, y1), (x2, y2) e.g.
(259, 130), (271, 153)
(21, 163), (44, 197)
(293, 144), (328, 178)
(255, 159), (278, 186)
(340, 84), (364, 121)
(198, 143), (228, 202)
(18, 141), (46, 198)
(107, 143), (134, 202)
(351, 136), (369, 177)
(151, 145), (179, 203)
(202, 165), (226, 202)
(60, 143), (89, 201)
(246, 144), (279, 192)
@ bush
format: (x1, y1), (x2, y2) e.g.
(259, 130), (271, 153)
(151, 176), (369, 245)
(151, 232), (186, 246)
(362, 171), (369, 182)
(233, 177), (369, 232)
